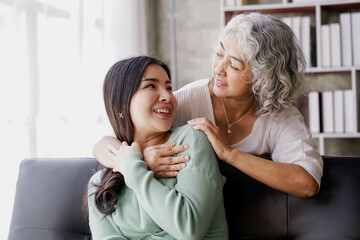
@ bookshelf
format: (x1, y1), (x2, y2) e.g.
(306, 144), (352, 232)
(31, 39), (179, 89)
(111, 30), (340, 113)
(221, 0), (360, 155)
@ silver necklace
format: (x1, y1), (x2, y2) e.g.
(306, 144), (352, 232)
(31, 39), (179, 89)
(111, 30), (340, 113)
(220, 97), (254, 134)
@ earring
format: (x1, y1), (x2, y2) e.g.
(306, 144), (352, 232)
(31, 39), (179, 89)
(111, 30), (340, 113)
(119, 112), (125, 119)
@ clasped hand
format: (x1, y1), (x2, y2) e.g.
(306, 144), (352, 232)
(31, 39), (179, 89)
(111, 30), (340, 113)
(107, 142), (189, 178)
(108, 141), (141, 173)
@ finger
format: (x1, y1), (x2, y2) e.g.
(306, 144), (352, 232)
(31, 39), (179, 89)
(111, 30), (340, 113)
(169, 163), (186, 171)
(160, 155), (189, 165)
(158, 144), (189, 156)
(107, 144), (119, 153)
(105, 149), (115, 158)
(152, 143), (177, 149)
(187, 118), (206, 124)
(191, 124), (217, 140)
(188, 117), (214, 125)
(152, 162), (185, 172)
(155, 171), (179, 178)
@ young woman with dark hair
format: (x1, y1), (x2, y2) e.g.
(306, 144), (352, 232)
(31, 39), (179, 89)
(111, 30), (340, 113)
(87, 56), (228, 239)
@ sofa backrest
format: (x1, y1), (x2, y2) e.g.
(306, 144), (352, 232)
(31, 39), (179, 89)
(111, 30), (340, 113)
(8, 156), (360, 240)
(8, 158), (98, 240)
(219, 156), (360, 240)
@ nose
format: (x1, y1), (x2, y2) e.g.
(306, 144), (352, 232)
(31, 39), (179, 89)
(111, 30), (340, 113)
(214, 57), (228, 77)
(160, 88), (172, 102)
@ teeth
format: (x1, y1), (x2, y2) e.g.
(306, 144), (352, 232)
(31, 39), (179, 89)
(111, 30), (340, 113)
(155, 109), (170, 114)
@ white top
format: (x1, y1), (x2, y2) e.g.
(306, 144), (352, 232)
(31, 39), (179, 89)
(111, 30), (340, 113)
(174, 78), (324, 187)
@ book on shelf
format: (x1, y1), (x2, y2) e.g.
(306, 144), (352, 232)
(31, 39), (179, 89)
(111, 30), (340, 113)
(330, 23), (341, 67)
(224, 0), (245, 7)
(308, 91), (321, 133)
(282, 17), (292, 29)
(235, 0), (243, 6)
(334, 90), (344, 133)
(224, 0), (236, 7)
(281, 16), (311, 67)
(292, 16), (301, 47)
(301, 16), (311, 67)
(322, 91), (334, 133)
(321, 25), (331, 67)
(340, 13), (353, 67)
(351, 12), (360, 66)
(344, 89), (355, 133)
(293, 0), (334, 2)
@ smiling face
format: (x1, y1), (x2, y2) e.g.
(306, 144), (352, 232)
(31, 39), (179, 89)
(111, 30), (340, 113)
(130, 64), (178, 138)
(212, 35), (254, 100)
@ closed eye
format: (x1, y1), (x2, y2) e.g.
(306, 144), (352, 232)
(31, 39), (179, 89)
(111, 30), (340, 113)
(230, 65), (239, 70)
(216, 52), (223, 57)
(145, 84), (156, 89)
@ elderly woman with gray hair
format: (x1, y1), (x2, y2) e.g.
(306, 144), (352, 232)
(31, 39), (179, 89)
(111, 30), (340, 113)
(94, 12), (323, 198)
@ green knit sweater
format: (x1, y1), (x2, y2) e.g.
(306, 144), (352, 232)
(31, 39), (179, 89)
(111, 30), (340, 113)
(88, 125), (228, 239)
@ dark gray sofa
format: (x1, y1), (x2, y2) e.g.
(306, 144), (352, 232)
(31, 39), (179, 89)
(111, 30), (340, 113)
(8, 156), (360, 240)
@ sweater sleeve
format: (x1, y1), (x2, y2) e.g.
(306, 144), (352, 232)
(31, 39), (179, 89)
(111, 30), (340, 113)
(119, 128), (224, 240)
(87, 171), (128, 240)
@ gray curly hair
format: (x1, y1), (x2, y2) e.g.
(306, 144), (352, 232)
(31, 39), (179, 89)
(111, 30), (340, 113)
(219, 12), (307, 116)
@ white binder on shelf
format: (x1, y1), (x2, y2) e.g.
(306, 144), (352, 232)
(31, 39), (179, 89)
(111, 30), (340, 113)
(344, 89), (355, 133)
(340, 13), (353, 67)
(292, 16), (301, 46)
(352, 12), (360, 66)
(330, 23), (341, 67)
(308, 91), (321, 133)
(282, 17), (292, 29)
(301, 16), (311, 67)
(322, 91), (334, 133)
(321, 25), (331, 67)
(334, 90), (344, 133)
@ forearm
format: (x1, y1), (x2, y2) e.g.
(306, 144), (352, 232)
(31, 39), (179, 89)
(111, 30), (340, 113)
(93, 136), (121, 168)
(228, 149), (319, 197)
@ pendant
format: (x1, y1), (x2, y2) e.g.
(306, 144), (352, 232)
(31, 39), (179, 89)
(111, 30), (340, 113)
(227, 128), (231, 134)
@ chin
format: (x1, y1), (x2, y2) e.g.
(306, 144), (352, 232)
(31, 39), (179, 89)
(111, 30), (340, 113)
(156, 123), (173, 132)
(213, 87), (226, 98)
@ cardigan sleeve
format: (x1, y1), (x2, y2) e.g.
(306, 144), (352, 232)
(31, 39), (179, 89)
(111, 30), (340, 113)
(87, 171), (128, 240)
(119, 127), (225, 240)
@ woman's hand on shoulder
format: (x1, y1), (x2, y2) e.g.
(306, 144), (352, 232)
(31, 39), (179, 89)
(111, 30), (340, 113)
(108, 142), (141, 172)
(143, 143), (189, 178)
(187, 118), (232, 162)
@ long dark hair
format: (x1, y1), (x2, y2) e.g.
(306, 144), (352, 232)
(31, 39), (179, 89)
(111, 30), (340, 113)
(92, 56), (171, 216)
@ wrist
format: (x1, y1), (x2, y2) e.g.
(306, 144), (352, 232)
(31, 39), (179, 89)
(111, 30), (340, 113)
(225, 148), (240, 165)
(118, 152), (143, 174)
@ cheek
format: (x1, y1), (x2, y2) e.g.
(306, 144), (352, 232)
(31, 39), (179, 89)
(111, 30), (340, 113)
(129, 95), (146, 119)
(211, 58), (219, 71)
(172, 96), (178, 112)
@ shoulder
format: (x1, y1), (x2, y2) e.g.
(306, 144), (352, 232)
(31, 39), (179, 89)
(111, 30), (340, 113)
(265, 105), (306, 129)
(171, 124), (209, 145)
(174, 78), (210, 97)
(258, 105), (311, 144)
(88, 169), (105, 194)
(170, 125), (215, 158)
(171, 125), (218, 168)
